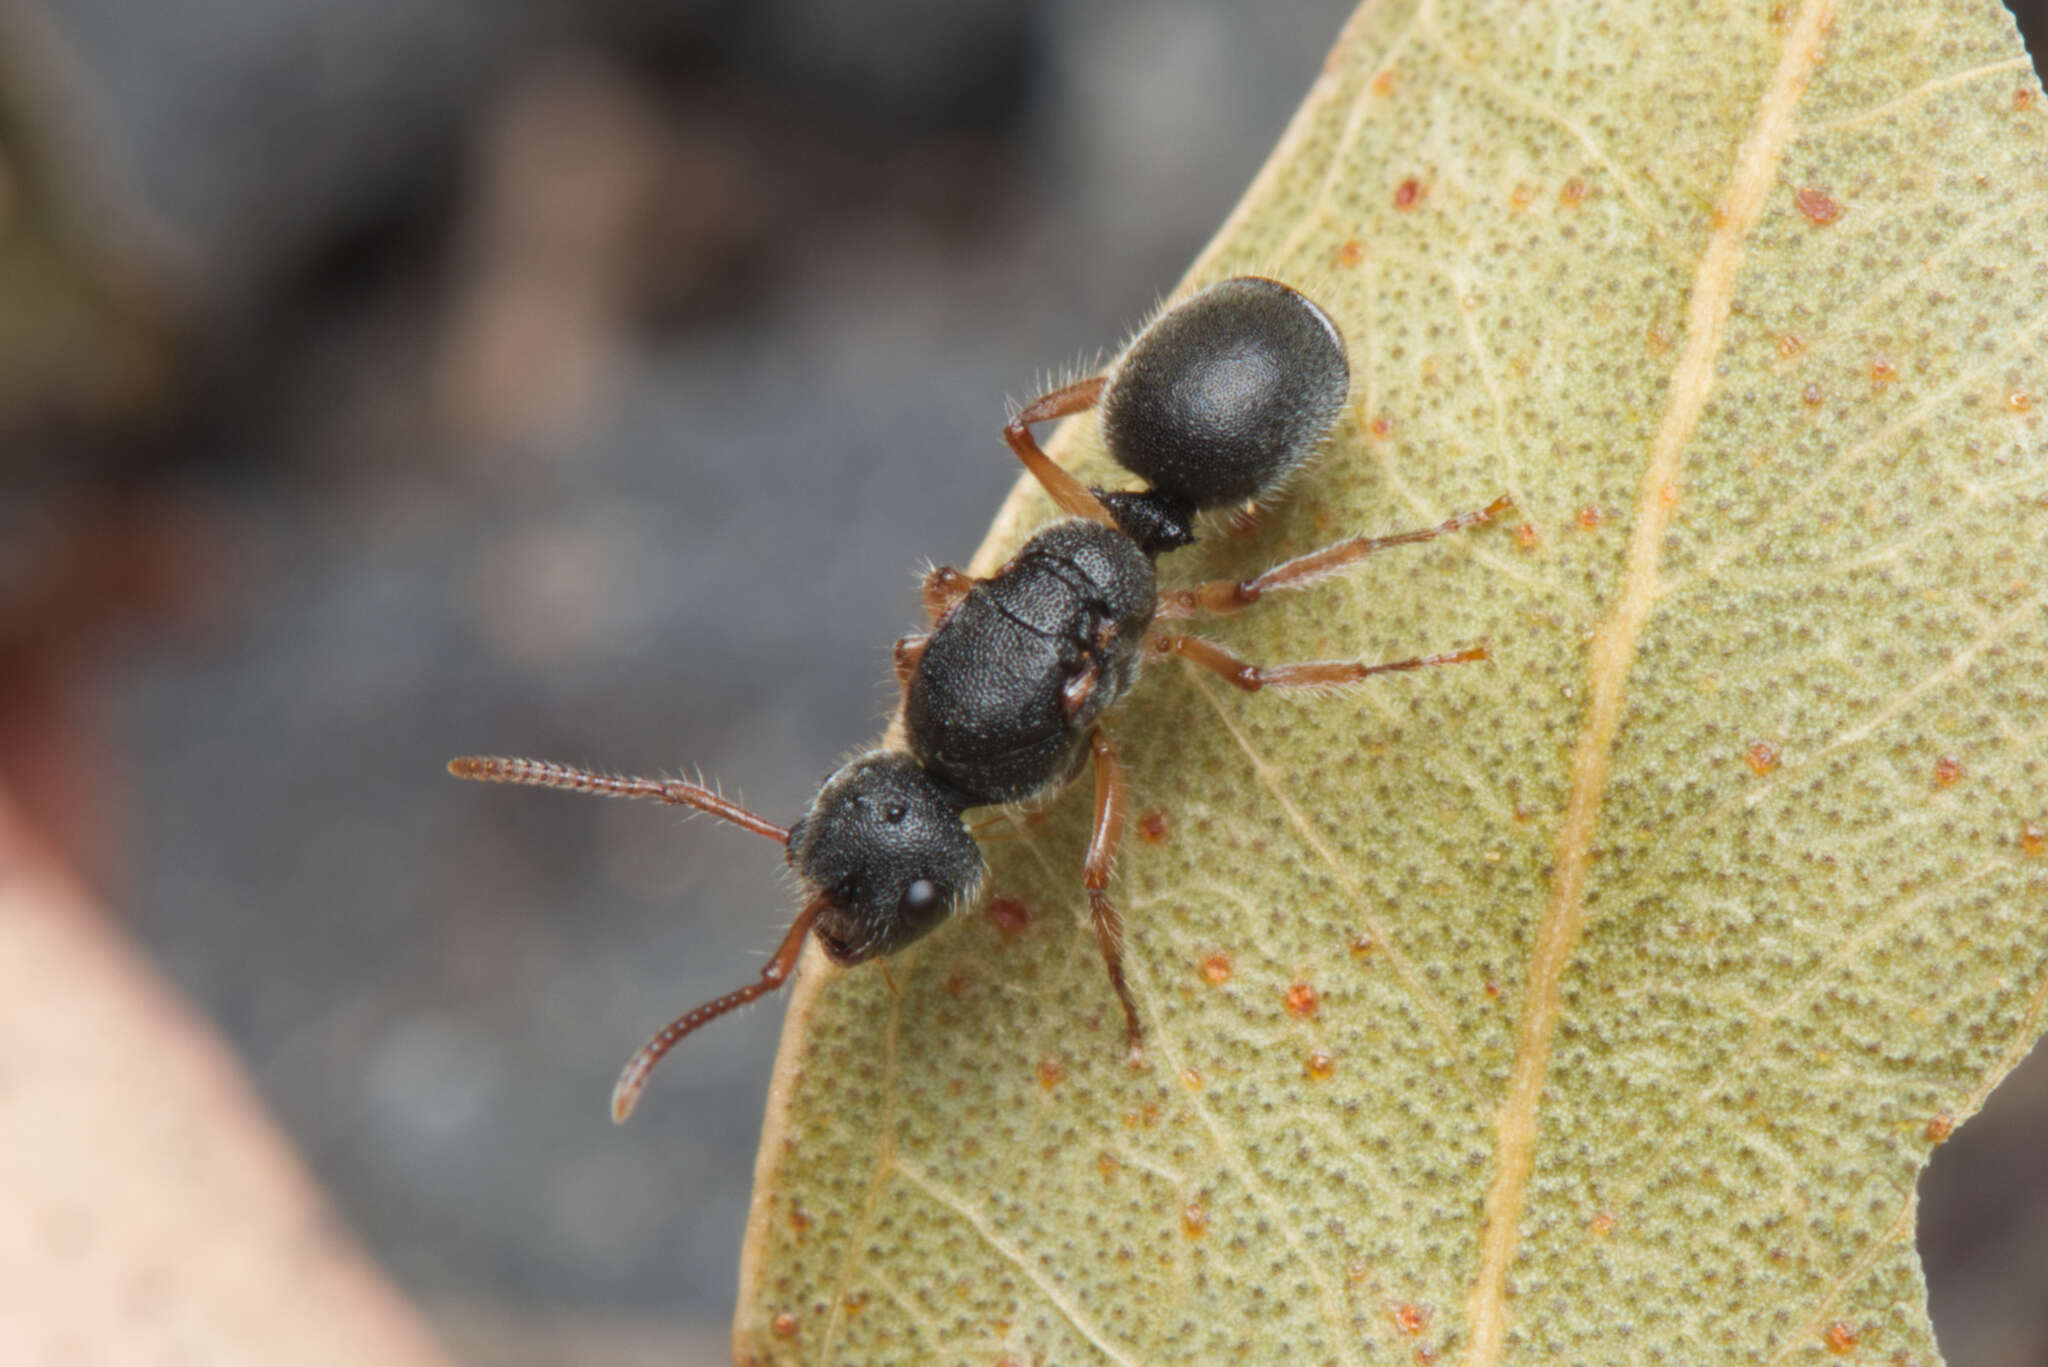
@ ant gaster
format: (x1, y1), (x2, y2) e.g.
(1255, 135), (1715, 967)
(450, 276), (1509, 1121)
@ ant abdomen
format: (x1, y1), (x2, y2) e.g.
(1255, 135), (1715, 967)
(1099, 275), (1350, 512)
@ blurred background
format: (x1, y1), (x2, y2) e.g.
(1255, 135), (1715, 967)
(2, 0), (2044, 1362)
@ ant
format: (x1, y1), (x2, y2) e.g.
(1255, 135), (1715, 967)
(450, 275), (1509, 1122)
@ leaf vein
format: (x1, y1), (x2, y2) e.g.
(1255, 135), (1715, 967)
(1459, 4), (1838, 1361)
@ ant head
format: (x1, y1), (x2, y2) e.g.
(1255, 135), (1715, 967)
(787, 751), (984, 965)
(1099, 276), (1349, 511)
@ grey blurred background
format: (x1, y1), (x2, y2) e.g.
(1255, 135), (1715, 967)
(2, 0), (2043, 1362)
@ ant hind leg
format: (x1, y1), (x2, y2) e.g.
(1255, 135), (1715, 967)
(1157, 495), (1512, 619)
(1005, 376), (1117, 527)
(1151, 632), (1486, 693)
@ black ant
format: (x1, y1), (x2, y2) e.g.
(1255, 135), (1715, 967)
(450, 275), (1508, 1122)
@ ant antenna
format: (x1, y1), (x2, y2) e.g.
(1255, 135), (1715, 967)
(446, 755), (789, 843)
(610, 891), (832, 1123)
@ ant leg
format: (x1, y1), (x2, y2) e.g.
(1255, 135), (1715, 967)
(967, 808), (1047, 840)
(922, 564), (975, 621)
(1005, 376), (1117, 527)
(1083, 728), (1144, 1064)
(447, 755), (789, 843)
(894, 633), (929, 689)
(610, 892), (830, 1123)
(1157, 495), (1512, 618)
(1152, 632), (1486, 692)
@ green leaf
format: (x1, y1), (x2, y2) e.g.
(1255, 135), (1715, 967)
(736, 1), (2048, 1362)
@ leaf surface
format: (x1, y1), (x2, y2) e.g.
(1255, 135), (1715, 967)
(738, 2), (2048, 1363)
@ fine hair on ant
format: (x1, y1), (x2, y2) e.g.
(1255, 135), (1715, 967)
(450, 275), (1509, 1122)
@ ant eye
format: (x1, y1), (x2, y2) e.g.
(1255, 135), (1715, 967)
(901, 878), (938, 912)
(885, 801), (909, 824)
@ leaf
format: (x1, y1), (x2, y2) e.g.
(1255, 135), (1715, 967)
(735, 2), (2048, 1363)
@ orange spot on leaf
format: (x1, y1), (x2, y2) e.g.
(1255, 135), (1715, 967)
(1181, 1202), (1208, 1239)
(2021, 820), (2047, 857)
(1933, 754), (1964, 789)
(1037, 1056), (1065, 1089)
(1284, 981), (1320, 1018)
(1823, 1321), (1858, 1353)
(1337, 238), (1366, 267)
(1371, 67), (1398, 97)
(1590, 1210), (1617, 1237)
(1745, 740), (1783, 776)
(985, 896), (1031, 941)
(1512, 522), (1540, 551)
(1368, 414), (1396, 439)
(1200, 953), (1233, 984)
(1393, 1303), (1431, 1336)
(1138, 807), (1171, 844)
(771, 1312), (800, 1340)
(1559, 177), (1587, 207)
(1305, 1050), (1336, 1080)
(1794, 186), (1842, 224)
(1394, 177), (1426, 210)
(1575, 506), (1604, 531)
(1925, 1112), (1956, 1144)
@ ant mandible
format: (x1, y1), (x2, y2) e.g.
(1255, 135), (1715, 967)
(450, 276), (1510, 1121)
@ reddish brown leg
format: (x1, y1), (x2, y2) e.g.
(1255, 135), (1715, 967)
(447, 755), (789, 843)
(610, 892), (830, 1123)
(1083, 728), (1143, 1064)
(1005, 376), (1116, 527)
(1151, 632), (1487, 692)
(922, 564), (975, 621)
(966, 808), (1047, 840)
(1157, 495), (1512, 618)
(894, 633), (929, 689)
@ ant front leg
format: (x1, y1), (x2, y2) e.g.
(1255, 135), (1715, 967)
(1006, 376), (1117, 528)
(922, 564), (975, 622)
(1151, 632), (1486, 692)
(1083, 728), (1144, 1065)
(893, 633), (929, 689)
(1157, 495), (1512, 618)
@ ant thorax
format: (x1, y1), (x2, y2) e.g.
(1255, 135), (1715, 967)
(903, 520), (1155, 809)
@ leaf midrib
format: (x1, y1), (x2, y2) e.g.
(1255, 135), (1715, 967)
(1456, 3), (1840, 1363)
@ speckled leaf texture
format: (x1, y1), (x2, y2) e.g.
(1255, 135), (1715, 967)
(734, 2), (2048, 1364)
